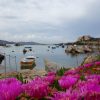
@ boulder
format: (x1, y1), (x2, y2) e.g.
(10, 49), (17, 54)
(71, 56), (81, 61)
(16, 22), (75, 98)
(0, 54), (5, 64)
(81, 55), (100, 65)
(44, 59), (60, 72)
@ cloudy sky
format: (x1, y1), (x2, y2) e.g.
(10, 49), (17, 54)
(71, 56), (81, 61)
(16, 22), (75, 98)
(0, 0), (100, 43)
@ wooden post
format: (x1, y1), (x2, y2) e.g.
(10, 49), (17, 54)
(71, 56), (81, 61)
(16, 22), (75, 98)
(9, 55), (11, 69)
(15, 56), (17, 72)
(4, 53), (6, 78)
(98, 40), (100, 52)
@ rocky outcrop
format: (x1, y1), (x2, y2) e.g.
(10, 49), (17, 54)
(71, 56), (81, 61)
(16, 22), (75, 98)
(76, 35), (100, 45)
(0, 54), (5, 64)
(44, 59), (60, 72)
(77, 35), (92, 42)
(65, 46), (79, 55)
(65, 45), (93, 55)
(81, 55), (100, 65)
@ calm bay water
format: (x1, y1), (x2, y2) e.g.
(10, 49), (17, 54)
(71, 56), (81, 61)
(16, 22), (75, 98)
(0, 45), (87, 72)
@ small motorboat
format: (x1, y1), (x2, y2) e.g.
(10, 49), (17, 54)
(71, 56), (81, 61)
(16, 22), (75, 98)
(23, 49), (27, 54)
(20, 56), (36, 69)
(52, 47), (56, 49)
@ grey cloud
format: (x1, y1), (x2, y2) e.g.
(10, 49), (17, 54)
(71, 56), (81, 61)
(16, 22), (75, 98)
(0, 0), (100, 43)
(0, 15), (18, 19)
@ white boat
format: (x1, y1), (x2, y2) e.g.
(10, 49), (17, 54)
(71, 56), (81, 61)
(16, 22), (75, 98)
(20, 56), (36, 69)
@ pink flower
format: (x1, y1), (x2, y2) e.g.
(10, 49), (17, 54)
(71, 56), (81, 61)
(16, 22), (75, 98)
(51, 90), (78, 100)
(43, 75), (55, 84)
(86, 75), (100, 83)
(58, 76), (78, 89)
(47, 72), (56, 76)
(64, 69), (77, 75)
(79, 84), (100, 99)
(75, 78), (100, 98)
(95, 61), (100, 66)
(22, 77), (49, 99)
(84, 63), (93, 68)
(0, 78), (22, 100)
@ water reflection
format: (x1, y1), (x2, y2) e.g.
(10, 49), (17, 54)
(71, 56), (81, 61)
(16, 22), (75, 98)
(21, 65), (36, 70)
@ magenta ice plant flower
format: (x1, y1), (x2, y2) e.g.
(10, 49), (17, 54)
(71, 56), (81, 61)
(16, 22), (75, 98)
(84, 63), (94, 68)
(43, 72), (56, 84)
(75, 78), (100, 97)
(22, 77), (49, 99)
(0, 78), (22, 100)
(58, 75), (78, 89)
(95, 61), (100, 66)
(51, 90), (78, 100)
(86, 75), (100, 83)
(47, 72), (56, 76)
(64, 69), (77, 75)
(43, 75), (55, 85)
(79, 84), (100, 99)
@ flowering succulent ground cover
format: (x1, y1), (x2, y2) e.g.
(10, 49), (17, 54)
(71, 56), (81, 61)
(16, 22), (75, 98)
(0, 61), (100, 100)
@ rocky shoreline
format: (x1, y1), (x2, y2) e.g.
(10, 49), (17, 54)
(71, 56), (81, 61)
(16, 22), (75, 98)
(0, 54), (100, 81)
(0, 68), (47, 80)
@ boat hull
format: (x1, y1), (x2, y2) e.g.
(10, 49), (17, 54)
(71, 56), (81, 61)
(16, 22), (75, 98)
(20, 60), (36, 69)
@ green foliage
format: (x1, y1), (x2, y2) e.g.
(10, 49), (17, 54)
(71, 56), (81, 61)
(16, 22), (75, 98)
(40, 98), (48, 100)
(16, 93), (31, 100)
(96, 55), (100, 61)
(80, 74), (85, 81)
(56, 67), (70, 76)
(51, 79), (62, 91)
(50, 67), (70, 91)
(16, 73), (24, 83)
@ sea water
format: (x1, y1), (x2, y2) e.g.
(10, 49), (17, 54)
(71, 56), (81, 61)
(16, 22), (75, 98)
(0, 45), (87, 72)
